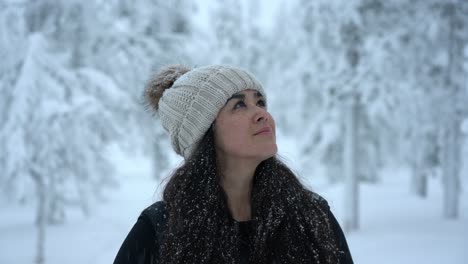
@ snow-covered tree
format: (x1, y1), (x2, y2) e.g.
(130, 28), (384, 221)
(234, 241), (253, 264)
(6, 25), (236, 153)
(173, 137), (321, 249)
(438, 0), (467, 219)
(355, 0), (467, 219)
(0, 1), (198, 262)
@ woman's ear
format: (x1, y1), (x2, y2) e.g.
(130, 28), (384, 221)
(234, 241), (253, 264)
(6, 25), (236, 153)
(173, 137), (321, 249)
(211, 121), (216, 132)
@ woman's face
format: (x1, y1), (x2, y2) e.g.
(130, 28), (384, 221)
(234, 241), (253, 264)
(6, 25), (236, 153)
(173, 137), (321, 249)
(214, 89), (277, 162)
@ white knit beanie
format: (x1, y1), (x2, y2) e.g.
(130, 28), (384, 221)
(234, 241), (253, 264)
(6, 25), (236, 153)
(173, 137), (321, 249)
(145, 64), (266, 159)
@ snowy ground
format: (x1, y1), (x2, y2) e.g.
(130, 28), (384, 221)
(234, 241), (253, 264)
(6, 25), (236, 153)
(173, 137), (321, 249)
(320, 168), (468, 264)
(0, 157), (466, 264)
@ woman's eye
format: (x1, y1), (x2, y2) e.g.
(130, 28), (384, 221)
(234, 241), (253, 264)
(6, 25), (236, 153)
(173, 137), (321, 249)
(233, 101), (246, 109)
(257, 99), (266, 107)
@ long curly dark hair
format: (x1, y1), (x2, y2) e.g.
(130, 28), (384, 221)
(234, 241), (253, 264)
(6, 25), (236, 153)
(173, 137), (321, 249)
(159, 127), (342, 264)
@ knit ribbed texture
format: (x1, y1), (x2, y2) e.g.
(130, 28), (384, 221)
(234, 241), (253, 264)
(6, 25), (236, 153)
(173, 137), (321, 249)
(158, 65), (265, 159)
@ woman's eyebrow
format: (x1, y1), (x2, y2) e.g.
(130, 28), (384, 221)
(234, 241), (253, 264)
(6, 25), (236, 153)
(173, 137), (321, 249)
(225, 91), (264, 105)
(226, 93), (245, 102)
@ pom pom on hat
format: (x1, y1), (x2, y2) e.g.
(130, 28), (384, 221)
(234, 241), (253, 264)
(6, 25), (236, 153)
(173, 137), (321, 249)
(144, 64), (191, 111)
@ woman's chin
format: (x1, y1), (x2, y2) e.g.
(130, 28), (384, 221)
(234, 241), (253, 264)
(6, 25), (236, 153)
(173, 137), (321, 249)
(260, 144), (278, 161)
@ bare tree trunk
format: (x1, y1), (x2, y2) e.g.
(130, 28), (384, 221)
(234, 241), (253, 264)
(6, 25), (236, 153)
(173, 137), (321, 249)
(411, 142), (428, 198)
(343, 93), (359, 231)
(443, 120), (460, 219)
(153, 128), (168, 180)
(442, 0), (461, 219)
(31, 169), (47, 264)
(414, 169), (428, 197)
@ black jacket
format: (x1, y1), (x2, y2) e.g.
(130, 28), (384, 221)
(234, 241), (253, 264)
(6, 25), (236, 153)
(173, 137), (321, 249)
(113, 199), (354, 264)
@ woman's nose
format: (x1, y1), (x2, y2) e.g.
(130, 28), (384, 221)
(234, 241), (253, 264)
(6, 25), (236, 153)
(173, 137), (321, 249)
(254, 107), (268, 123)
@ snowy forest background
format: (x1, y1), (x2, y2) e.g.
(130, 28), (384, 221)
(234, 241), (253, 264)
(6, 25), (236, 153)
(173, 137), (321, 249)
(1, 0), (467, 263)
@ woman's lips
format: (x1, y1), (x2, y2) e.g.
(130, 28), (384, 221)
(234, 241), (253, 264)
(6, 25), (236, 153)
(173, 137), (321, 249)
(254, 127), (272, 135)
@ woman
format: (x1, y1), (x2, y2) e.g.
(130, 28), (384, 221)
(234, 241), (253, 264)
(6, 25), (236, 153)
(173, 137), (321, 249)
(113, 64), (354, 264)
